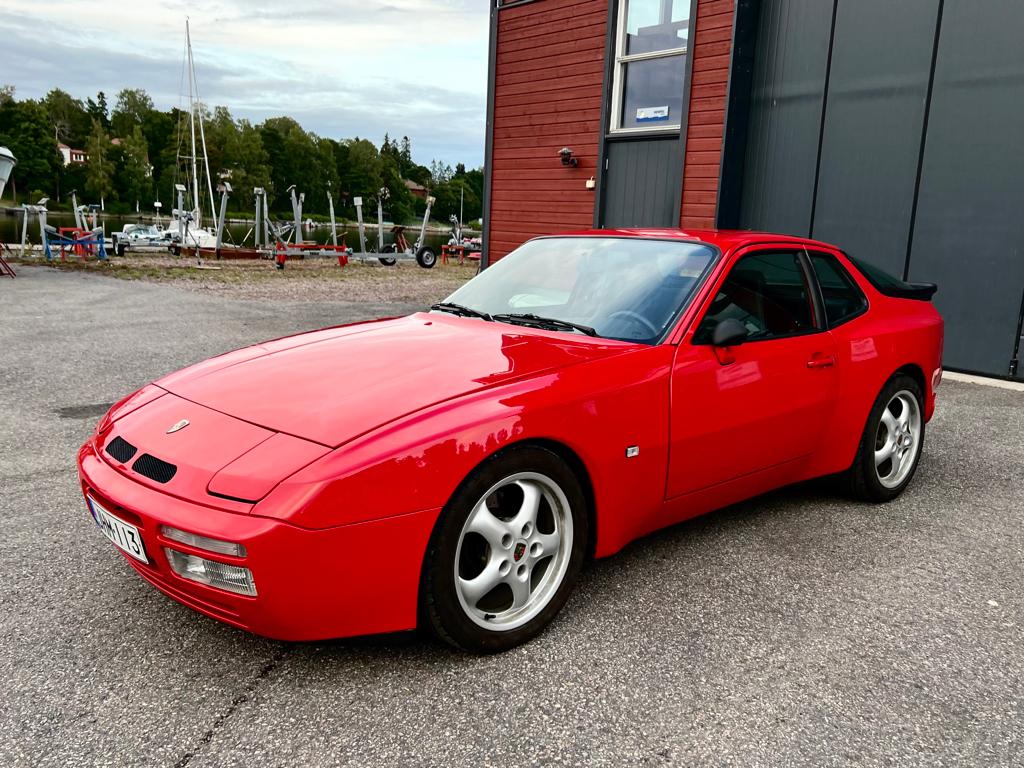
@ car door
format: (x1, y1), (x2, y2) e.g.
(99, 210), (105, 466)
(666, 247), (839, 499)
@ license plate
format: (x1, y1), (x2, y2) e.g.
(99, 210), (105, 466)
(88, 496), (149, 564)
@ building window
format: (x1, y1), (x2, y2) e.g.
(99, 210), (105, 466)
(611, 0), (691, 133)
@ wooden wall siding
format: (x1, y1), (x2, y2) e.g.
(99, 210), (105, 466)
(488, 0), (609, 262)
(680, 0), (736, 228)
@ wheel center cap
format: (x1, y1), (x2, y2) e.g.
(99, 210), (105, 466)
(513, 541), (527, 562)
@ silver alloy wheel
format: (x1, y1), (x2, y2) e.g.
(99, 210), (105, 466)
(873, 389), (922, 489)
(454, 471), (573, 631)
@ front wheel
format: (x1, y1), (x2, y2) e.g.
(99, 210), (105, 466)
(378, 244), (397, 267)
(846, 373), (925, 502)
(416, 247), (436, 269)
(421, 446), (587, 653)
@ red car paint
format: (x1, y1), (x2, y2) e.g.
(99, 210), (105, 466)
(77, 229), (944, 641)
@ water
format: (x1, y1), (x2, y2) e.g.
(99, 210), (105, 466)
(0, 211), (461, 252)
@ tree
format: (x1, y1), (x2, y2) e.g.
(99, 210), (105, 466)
(337, 138), (383, 217)
(0, 87), (483, 219)
(0, 99), (60, 203)
(117, 125), (151, 208)
(430, 159), (454, 183)
(86, 92), (110, 129)
(111, 88), (154, 138)
(85, 119), (114, 204)
(43, 89), (90, 147)
(399, 136), (412, 175)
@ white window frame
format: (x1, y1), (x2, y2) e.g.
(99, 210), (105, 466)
(609, 0), (689, 134)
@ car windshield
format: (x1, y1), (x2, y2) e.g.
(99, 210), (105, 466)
(440, 237), (717, 343)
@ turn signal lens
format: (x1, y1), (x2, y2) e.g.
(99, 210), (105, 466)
(164, 548), (257, 596)
(932, 367), (943, 391)
(161, 526), (247, 557)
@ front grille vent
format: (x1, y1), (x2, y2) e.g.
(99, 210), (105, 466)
(132, 453), (177, 484)
(106, 436), (138, 464)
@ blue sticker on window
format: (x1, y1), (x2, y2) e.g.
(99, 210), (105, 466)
(636, 106), (670, 123)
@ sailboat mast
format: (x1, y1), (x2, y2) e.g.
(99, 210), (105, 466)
(186, 20), (201, 229)
(189, 36), (218, 225)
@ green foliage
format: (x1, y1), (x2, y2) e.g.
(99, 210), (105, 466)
(116, 125), (151, 208)
(0, 97), (61, 202)
(84, 119), (114, 202)
(86, 91), (110, 129)
(111, 88), (155, 139)
(43, 88), (92, 146)
(1, 86), (483, 223)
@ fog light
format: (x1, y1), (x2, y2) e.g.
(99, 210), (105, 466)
(161, 525), (247, 557)
(164, 548), (257, 596)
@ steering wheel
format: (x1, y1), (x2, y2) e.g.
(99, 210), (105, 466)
(607, 310), (659, 337)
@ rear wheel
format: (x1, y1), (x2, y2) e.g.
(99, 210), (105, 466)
(847, 373), (925, 502)
(421, 446), (587, 653)
(378, 244), (397, 266)
(416, 247), (437, 269)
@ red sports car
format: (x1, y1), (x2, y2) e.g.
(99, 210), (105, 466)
(78, 229), (943, 652)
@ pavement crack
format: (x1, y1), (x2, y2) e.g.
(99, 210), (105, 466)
(173, 645), (291, 768)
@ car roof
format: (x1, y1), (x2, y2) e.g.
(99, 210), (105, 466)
(552, 228), (842, 253)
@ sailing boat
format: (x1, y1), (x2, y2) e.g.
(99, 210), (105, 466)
(172, 19), (217, 250)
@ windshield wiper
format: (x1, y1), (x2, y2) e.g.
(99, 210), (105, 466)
(492, 313), (598, 337)
(430, 302), (493, 321)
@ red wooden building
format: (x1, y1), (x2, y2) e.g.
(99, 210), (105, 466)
(481, 0), (1024, 381)
(483, 0), (736, 265)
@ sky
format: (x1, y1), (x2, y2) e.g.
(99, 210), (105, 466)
(0, 0), (489, 167)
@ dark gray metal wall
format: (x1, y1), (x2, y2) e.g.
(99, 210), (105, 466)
(602, 138), (682, 228)
(811, 0), (939, 278)
(906, 0), (1024, 377)
(739, 0), (832, 236)
(736, 0), (1024, 378)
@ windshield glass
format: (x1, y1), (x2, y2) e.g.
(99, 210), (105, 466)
(442, 237), (717, 343)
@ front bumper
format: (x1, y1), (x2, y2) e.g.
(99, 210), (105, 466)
(78, 442), (439, 642)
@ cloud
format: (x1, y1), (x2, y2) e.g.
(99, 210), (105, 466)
(0, 0), (488, 166)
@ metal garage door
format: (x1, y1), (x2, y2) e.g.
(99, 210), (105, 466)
(736, 0), (1024, 378)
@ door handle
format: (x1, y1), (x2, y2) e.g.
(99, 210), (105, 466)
(807, 354), (836, 369)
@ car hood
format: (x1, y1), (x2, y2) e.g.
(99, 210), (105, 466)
(155, 313), (630, 447)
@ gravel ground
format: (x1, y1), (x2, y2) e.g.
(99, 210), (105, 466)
(1, 265), (1021, 767)
(8, 254), (477, 303)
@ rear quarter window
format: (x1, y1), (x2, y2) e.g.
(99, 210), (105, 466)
(846, 255), (938, 301)
(809, 252), (868, 327)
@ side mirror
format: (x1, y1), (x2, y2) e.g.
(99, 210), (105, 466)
(712, 318), (749, 347)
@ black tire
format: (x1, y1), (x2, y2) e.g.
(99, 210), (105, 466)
(846, 373), (925, 502)
(378, 244), (398, 267)
(421, 445), (588, 653)
(116, 243), (127, 257)
(416, 247), (437, 269)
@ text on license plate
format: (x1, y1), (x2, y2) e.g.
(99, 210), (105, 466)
(88, 496), (149, 564)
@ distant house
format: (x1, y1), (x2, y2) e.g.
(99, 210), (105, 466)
(403, 179), (429, 200)
(57, 143), (88, 166)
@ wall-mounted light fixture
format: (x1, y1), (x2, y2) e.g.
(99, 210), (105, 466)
(558, 147), (579, 167)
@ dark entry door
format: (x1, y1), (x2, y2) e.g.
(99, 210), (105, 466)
(601, 138), (682, 229)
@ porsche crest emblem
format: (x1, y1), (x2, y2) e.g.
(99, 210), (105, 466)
(513, 542), (527, 562)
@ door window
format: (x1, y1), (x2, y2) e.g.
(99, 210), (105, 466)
(808, 252), (868, 327)
(694, 251), (816, 343)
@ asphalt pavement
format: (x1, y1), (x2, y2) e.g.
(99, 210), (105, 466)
(1, 265), (1021, 767)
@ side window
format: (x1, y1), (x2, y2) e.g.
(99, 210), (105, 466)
(809, 252), (868, 327)
(694, 251), (814, 343)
